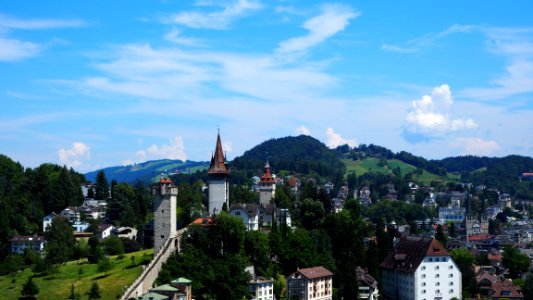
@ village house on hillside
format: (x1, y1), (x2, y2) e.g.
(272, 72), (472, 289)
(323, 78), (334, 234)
(286, 266), (333, 300)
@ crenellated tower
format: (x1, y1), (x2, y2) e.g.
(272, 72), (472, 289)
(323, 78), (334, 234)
(153, 177), (177, 253)
(208, 131), (229, 215)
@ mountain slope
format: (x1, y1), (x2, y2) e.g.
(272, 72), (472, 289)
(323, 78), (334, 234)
(85, 159), (209, 184)
(231, 135), (345, 179)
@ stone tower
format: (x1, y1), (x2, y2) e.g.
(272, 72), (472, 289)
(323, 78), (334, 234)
(153, 177), (177, 253)
(208, 131), (229, 215)
(259, 160), (276, 206)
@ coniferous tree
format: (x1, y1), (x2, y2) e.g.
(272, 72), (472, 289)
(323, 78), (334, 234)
(21, 277), (39, 299)
(87, 282), (101, 300)
(45, 216), (76, 264)
(94, 171), (109, 200)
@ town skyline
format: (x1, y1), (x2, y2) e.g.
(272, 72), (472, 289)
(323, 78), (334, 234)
(1, 1), (532, 172)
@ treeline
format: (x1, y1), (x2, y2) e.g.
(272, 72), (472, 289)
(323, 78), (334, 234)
(231, 135), (346, 183)
(0, 154), (84, 256)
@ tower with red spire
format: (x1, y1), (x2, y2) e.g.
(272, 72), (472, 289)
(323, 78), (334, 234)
(259, 160), (276, 206)
(207, 131), (229, 215)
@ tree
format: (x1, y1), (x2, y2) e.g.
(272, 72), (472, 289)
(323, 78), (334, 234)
(88, 236), (104, 264)
(44, 216), (76, 264)
(94, 171), (109, 200)
(97, 256), (112, 275)
(103, 235), (124, 255)
(244, 230), (271, 275)
(435, 224), (447, 247)
(21, 277), (39, 299)
(451, 249), (477, 297)
(523, 273), (533, 300)
(68, 283), (81, 300)
(299, 198), (325, 230)
(87, 281), (101, 300)
(502, 246), (530, 278)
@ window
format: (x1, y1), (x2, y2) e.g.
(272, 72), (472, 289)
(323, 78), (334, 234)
(449, 282), (454, 286)
(449, 289), (454, 293)
(422, 274), (426, 278)
(435, 266), (439, 270)
(161, 235), (165, 238)
(421, 266), (426, 270)
(422, 290), (426, 294)
(422, 282), (426, 287)
(449, 265), (453, 269)
(235, 211), (241, 216)
(435, 282), (440, 286)
(449, 274), (453, 278)
(435, 274), (440, 278)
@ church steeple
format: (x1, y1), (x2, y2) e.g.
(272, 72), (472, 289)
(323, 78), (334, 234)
(208, 131), (228, 175)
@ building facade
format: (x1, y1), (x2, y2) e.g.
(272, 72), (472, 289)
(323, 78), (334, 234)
(380, 236), (462, 300)
(286, 266), (333, 300)
(153, 177), (178, 253)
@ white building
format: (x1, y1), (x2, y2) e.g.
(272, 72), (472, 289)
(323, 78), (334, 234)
(43, 212), (59, 231)
(249, 276), (274, 300)
(98, 224), (115, 239)
(286, 266), (333, 300)
(229, 203), (260, 231)
(380, 236), (462, 300)
(10, 235), (46, 254)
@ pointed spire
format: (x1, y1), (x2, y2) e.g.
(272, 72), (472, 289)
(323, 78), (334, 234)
(208, 130), (228, 175)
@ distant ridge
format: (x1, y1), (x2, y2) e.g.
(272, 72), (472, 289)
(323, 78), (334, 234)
(85, 159), (209, 184)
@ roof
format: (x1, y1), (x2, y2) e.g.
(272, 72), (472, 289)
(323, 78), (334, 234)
(10, 235), (45, 242)
(208, 132), (228, 175)
(150, 284), (178, 292)
(491, 279), (523, 298)
(159, 177), (172, 184)
(260, 161), (275, 184)
(476, 271), (499, 284)
(137, 292), (169, 300)
(356, 267), (378, 289)
(292, 266), (333, 279)
(229, 203), (260, 217)
(98, 224), (113, 231)
(380, 236), (449, 273)
(171, 277), (192, 284)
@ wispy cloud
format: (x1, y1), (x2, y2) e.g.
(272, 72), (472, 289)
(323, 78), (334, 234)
(0, 14), (85, 30)
(404, 84), (477, 140)
(382, 24), (475, 54)
(277, 3), (359, 53)
(0, 38), (42, 61)
(461, 27), (533, 100)
(0, 14), (86, 62)
(164, 28), (204, 47)
(163, 0), (262, 30)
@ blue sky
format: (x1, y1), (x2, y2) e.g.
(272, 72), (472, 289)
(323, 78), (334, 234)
(1, 0), (532, 172)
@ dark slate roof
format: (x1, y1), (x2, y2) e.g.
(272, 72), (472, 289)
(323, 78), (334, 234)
(229, 203), (260, 217)
(208, 132), (228, 175)
(292, 266), (333, 279)
(380, 236), (449, 273)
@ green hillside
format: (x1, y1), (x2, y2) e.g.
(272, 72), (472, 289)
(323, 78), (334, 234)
(0, 249), (153, 300)
(342, 158), (458, 184)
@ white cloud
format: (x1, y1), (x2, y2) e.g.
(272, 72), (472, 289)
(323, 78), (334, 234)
(0, 14), (85, 30)
(277, 4), (359, 53)
(405, 84), (477, 136)
(222, 141), (233, 154)
(164, 0), (262, 30)
(0, 38), (42, 61)
(58, 142), (91, 168)
(452, 137), (500, 156)
(134, 136), (187, 162)
(296, 126), (311, 135)
(325, 128), (356, 148)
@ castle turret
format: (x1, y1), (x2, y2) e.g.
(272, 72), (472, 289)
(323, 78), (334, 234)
(259, 160), (276, 206)
(208, 131), (229, 215)
(153, 177), (178, 253)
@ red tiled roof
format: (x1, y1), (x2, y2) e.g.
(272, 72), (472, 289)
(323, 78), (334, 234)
(260, 161), (275, 184)
(293, 266), (333, 279)
(491, 279), (523, 298)
(159, 177), (172, 184)
(468, 233), (494, 241)
(208, 132), (228, 175)
(380, 236), (449, 273)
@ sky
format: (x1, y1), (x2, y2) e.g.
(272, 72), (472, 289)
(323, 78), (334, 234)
(1, 0), (532, 173)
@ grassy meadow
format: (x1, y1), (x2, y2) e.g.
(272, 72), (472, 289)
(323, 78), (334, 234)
(0, 249), (153, 300)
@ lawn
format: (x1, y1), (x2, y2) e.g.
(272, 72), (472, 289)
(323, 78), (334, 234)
(342, 158), (458, 185)
(0, 249), (153, 300)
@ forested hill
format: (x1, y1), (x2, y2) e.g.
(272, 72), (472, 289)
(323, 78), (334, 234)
(85, 159), (209, 184)
(231, 135), (345, 180)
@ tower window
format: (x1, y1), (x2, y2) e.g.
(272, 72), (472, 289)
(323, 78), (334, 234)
(161, 235), (165, 238)
(162, 210), (164, 213)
